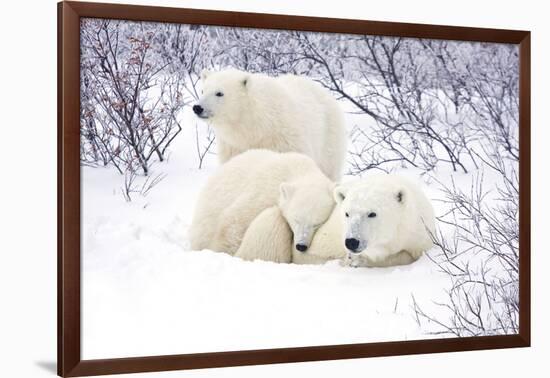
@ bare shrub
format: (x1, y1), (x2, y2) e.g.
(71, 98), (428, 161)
(80, 19), (185, 176)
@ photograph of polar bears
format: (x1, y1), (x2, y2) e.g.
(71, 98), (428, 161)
(80, 18), (520, 359)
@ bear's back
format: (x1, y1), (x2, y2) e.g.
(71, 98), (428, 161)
(198, 149), (324, 224)
(224, 149), (320, 180)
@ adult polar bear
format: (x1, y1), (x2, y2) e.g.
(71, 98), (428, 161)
(334, 175), (436, 267)
(189, 150), (335, 256)
(236, 175), (436, 267)
(192, 69), (347, 180)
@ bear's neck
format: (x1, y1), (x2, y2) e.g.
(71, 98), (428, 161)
(216, 104), (285, 149)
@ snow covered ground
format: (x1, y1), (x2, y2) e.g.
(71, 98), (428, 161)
(82, 105), (461, 360)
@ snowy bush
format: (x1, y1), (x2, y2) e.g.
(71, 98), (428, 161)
(414, 165), (519, 336)
(80, 19), (185, 176)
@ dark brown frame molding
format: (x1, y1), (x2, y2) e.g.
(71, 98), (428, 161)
(58, 1), (531, 376)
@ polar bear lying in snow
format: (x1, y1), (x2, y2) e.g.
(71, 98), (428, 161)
(334, 175), (436, 267)
(189, 149), (335, 257)
(236, 174), (436, 267)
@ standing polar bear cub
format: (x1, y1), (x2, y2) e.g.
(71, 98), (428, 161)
(193, 68), (347, 180)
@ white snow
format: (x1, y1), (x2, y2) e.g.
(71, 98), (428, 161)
(82, 103), (465, 360)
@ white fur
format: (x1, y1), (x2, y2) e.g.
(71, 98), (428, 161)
(189, 150), (334, 256)
(235, 206), (293, 263)
(195, 69), (347, 180)
(334, 174), (436, 266)
(236, 174), (435, 268)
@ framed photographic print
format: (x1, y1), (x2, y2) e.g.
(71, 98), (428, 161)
(58, 1), (531, 376)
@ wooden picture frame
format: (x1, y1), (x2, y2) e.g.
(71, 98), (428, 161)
(58, 1), (531, 376)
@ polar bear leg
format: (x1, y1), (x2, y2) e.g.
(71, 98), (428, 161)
(367, 250), (418, 267)
(235, 207), (292, 263)
(217, 140), (242, 163)
(211, 192), (272, 255)
(340, 253), (363, 268)
(341, 250), (417, 268)
(189, 218), (214, 251)
(323, 109), (347, 181)
(363, 246), (391, 263)
(386, 250), (418, 266)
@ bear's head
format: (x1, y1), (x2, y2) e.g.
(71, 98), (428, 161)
(334, 177), (406, 257)
(193, 69), (249, 127)
(278, 174), (335, 253)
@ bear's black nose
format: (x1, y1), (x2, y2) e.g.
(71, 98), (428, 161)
(295, 244), (308, 252)
(192, 104), (204, 115)
(345, 238), (360, 252)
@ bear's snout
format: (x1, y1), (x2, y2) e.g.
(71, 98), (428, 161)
(192, 104), (204, 115)
(295, 243), (308, 252)
(345, 238), (361, 253)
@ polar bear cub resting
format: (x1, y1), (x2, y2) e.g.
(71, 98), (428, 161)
(189, 149), (335, 257)
(192, 69), (347, 180)
(237, 174), (436, 267)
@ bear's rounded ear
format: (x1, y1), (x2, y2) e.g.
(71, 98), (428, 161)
(200, 69), (211, 81)
(279, 182), (295, 202)
(396, 190), (405, 204)
(333, 185), (347, 204)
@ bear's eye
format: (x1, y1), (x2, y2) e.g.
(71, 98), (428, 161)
(215, 91), (224, 97)
(345, 212), (349, 218)
(368, 212), (377, 218)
